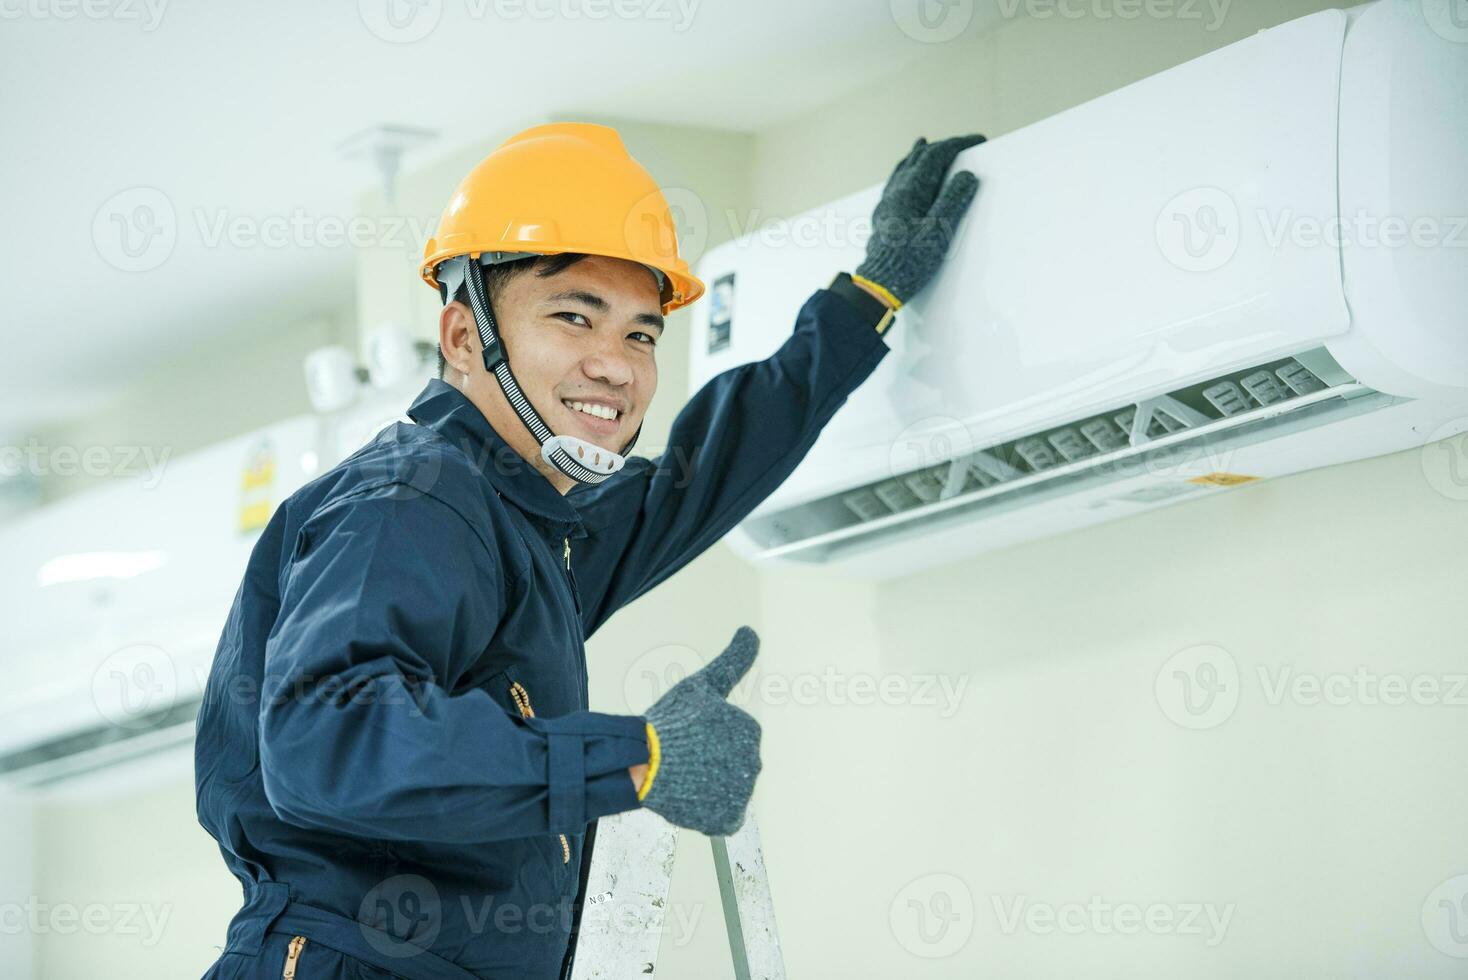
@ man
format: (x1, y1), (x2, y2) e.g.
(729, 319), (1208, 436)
(195, 122), (981, 980)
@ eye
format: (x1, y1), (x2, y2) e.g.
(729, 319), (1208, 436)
(555, 311), (590, 326)
(629, 331), (658, 347)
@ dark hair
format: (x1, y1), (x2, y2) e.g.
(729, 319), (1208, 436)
(435, 253), (590, 377)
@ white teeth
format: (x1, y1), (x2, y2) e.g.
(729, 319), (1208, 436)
(566, 400), (618, 421)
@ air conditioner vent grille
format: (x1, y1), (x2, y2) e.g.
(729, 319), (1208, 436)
(744, 348), (1387, 561)
(0, 697), (201, 787)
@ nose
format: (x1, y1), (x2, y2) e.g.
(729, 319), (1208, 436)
(579, 329), (634, 389)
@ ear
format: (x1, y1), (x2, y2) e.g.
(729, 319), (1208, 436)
(439, 301), (477, 375)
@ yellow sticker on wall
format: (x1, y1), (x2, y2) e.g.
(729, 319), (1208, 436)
(239, 439), (277, 533)
(238, 500), (273, 532)
(241, 444), (276, 490)
(1188, 472), (1261, 487)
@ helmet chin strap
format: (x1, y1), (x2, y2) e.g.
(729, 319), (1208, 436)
(458, 256), (641, 487)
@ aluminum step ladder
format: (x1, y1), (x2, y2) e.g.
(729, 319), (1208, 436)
(568, 809), (785, 980)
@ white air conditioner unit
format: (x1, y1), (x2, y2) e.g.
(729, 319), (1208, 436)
(688, 0), (1468, 578)
(0, 377), (427, 789)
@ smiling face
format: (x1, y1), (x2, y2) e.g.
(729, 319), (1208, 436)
(438, 253), (664, 494)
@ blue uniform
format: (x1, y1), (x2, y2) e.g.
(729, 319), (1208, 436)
(194, 288), (889, 979)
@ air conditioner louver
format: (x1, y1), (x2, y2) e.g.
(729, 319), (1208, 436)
(743, 349), (1396, 563)
(0, 698), (202, 788)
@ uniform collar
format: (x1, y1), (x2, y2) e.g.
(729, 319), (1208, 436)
(406, 378), (586, 536)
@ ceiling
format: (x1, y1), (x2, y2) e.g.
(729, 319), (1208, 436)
(0, 0), (1010, 445)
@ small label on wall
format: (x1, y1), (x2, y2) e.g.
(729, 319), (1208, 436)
(239, 439), (276, 533)
(1187, 472), (1261, 487)
(707, 273), (734, 354)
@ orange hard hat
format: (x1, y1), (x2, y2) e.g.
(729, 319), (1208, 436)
(420, 122), (705, 315)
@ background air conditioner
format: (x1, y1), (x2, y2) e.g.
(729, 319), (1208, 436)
(0, 377), (426, 790)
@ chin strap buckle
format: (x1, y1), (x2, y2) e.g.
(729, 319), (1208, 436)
(541, 434), (627, 484)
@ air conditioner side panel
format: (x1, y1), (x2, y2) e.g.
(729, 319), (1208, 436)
(1329, 0), (1468, 399)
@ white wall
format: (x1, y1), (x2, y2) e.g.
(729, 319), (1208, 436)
(0, 790), (35, 977)
(25, 750), (243, 976)
(28, 297), (352, 506)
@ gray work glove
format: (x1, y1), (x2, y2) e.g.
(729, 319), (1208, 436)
(854, 134), (986, 306)
(641, 626), (762, 837)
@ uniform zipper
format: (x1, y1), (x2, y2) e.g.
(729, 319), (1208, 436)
(282, 935), (307, 978)
(509, 680), (572, 865)
(562, 536), (587, 694)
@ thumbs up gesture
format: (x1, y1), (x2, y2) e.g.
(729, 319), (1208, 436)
(640, 627), (763, 837)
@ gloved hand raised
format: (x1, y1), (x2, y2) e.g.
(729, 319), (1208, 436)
(854, 133), (985, 307)
(640, 626), (762, 837)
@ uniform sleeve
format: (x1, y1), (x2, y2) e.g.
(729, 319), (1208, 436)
(258, 483), (649, 843)
(572, 287), (890, 635)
